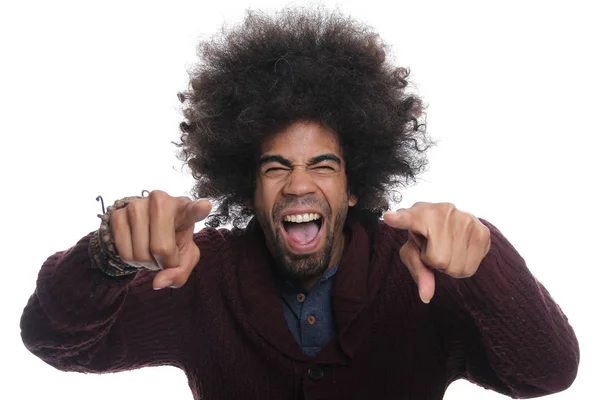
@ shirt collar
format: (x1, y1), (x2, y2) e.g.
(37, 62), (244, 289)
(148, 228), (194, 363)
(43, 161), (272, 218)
(236, 216), (394, 363)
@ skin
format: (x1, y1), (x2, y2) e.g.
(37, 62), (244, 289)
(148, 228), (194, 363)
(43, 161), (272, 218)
(110, 121), (491, 300)
(111, 190), (211, 289)
(251, 120), (357, 291)
(384, 203), (491, 303)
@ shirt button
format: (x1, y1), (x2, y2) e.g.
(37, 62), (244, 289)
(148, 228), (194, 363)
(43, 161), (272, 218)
(308, 365), (324, 380)
(296, 293), (306, 303)
(307, 315), (316, 325)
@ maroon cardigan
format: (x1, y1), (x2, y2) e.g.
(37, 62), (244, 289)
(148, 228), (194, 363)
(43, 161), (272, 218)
(20, 218), (579, 399)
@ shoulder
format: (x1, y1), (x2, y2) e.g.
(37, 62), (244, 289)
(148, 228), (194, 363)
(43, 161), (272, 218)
(193, 225), (247, 255)
(193, 225), (236, 244)
(345, 218), (409, 268)
(371, 220), (409, 252)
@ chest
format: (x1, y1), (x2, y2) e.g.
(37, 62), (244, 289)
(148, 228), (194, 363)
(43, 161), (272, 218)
(185, 273), (451, 400)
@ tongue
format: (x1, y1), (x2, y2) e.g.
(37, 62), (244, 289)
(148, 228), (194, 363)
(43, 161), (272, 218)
(287, 221), (319, 244)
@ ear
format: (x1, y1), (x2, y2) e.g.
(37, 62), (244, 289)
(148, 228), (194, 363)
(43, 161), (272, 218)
(348, 194), (357, 207)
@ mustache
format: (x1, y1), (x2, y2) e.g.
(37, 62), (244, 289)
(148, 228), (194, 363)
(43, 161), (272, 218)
(272, 197), (330, 222)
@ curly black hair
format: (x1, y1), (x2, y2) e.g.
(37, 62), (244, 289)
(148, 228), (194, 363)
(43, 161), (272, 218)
(176, 6), (434, 228)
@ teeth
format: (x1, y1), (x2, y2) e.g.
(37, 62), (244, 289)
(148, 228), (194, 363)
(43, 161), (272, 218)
(284, 213), (321, 223)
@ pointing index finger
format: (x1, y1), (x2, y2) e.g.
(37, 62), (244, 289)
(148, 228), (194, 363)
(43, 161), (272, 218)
(176, 199), (212, 230)
(383, 208), (411, 228)
(384, 208), (429, 237)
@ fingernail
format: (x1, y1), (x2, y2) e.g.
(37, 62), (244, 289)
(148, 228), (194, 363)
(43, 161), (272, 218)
(154, 279), (173, 290)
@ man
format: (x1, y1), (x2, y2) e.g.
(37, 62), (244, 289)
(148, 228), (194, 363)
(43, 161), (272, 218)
(20, 7), (579, 399)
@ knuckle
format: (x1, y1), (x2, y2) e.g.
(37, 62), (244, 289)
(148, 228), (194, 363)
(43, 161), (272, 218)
(148, 190), (171, 209)
(439, 202), (456, 216)
(425, 254), (449, 270)
(132, 249), (153, 264)
(473, 223), (490, 245)
(479, 224), (491, 242)
(125, 204), (147, 232)
(463, 217), (475, 234)
(149, 189), (168, 199)
(151, 243), (174, 258)
(126, 199), (145, 219)
(459, 265), (477, 278)
(148, 190), (178, 216)
(453, 270), (472, 279)
(465, 267), (477, 278)
(446, 263), (470, 278)
(143, 262), (162, 272)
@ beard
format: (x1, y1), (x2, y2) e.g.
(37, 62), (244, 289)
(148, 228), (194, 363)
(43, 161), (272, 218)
(271, 224), (334, 282)
(259, 196), (348, 284)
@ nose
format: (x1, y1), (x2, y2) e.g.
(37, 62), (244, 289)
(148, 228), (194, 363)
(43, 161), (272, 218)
(282, 167), (317, 197)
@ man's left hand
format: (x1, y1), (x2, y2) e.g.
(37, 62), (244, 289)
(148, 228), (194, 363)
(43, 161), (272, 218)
(383, 202), (491, 304)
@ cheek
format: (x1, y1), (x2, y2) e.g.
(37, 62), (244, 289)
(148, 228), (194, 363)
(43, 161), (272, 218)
(321, 176), (350, 206)
(254, 180), (279, 216)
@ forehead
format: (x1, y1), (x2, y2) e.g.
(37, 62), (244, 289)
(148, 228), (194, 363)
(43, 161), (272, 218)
(260, 121), (342, 157)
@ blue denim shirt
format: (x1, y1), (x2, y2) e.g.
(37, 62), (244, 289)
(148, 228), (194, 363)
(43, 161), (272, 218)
(279, 266), (338, 357)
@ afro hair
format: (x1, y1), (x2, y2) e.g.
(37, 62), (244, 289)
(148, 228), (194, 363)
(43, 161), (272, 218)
(176, 6), (434, 227)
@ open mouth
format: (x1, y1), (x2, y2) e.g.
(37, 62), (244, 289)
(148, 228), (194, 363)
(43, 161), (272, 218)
(280, 212), (324, 254)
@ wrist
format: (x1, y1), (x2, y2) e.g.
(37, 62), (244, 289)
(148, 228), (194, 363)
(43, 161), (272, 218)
(90, 196), (144, 276)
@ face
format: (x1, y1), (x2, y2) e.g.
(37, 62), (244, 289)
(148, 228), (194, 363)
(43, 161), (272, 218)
(253, 121), (357, 285)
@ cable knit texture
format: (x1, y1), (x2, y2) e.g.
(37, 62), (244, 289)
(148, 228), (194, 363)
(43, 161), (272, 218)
(20, 217), (579, 399)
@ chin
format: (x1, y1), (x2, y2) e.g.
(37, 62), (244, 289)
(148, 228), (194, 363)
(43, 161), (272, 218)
(255, 198), (345, 282)
(272, 222), (333, 282)
(272, 232), (333, 282)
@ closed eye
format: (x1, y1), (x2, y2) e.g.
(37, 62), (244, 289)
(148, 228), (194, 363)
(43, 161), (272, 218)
(263, 166), (291, 177)
(266, 167), (289, 173)
(311, 165), (337, 173)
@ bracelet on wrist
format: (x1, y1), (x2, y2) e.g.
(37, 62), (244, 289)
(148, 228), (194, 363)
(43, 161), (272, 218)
(90, 195), (145, 277)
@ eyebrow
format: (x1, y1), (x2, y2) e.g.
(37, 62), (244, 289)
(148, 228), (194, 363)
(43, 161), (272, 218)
(307, 153), (342, 166)
(258, 153), (342, 168)
(258, 155), (293, 168)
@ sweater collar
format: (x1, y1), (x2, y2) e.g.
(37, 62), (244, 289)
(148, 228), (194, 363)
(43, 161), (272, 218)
(237, 216), (389, 363)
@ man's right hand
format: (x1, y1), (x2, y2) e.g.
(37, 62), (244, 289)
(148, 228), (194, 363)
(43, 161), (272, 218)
(110, 190), (212, 290)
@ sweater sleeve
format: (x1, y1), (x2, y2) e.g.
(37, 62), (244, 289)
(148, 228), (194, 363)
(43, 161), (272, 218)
(20, 232), (198, 373)
(433, 219), (580, 398)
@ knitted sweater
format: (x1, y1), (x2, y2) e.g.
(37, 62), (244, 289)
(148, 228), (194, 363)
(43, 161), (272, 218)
(20, 217), (579, 399)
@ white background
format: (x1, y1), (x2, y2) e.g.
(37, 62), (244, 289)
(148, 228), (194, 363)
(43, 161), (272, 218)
(1, 0), (598, 398)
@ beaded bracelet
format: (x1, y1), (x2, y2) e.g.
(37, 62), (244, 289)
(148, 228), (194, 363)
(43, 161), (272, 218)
(89, 196), (144, 277)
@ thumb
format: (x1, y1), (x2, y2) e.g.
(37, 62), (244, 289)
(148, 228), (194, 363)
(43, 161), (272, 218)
(383, 209), (413, 230)
(177, 199), (212, 229)
(399, 240), (436, 304)
(153, 239), (200, 290)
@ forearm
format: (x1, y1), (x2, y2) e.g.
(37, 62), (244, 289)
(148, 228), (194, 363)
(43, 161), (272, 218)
(435, 219), (579, 397)
(20, 233), (189, 373)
